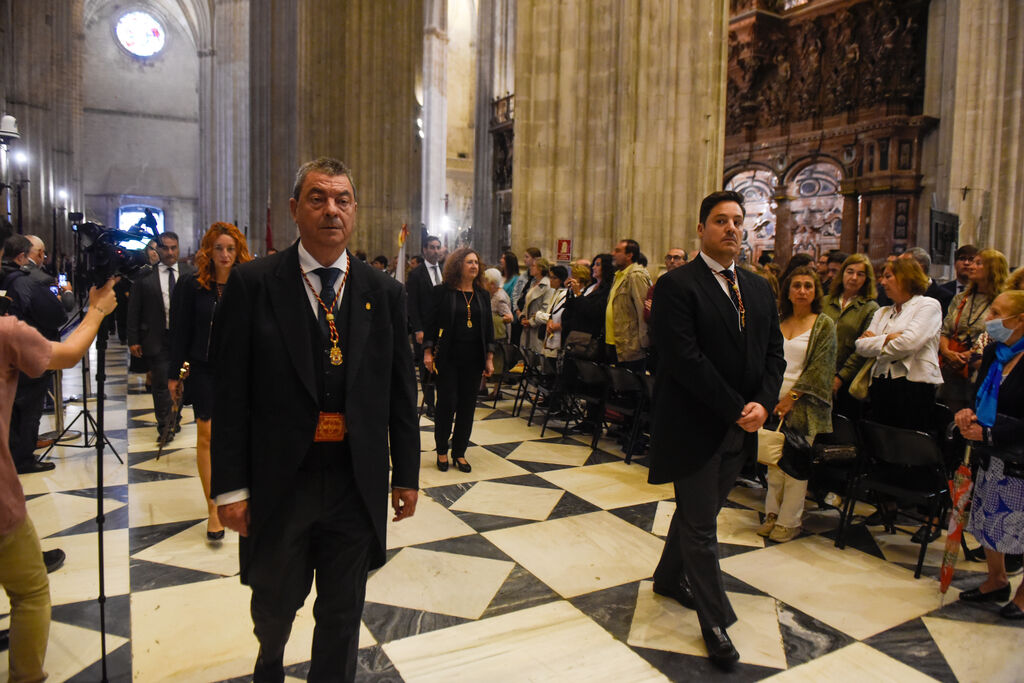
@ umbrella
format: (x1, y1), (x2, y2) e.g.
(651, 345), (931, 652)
(157, 362), (190, 460)
(940, 445), (973, 598)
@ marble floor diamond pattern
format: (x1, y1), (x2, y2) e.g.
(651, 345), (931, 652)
(1, 339), (1020, 682)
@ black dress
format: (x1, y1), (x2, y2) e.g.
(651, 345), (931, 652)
(424, 285), (495, 457)
(169, 272), (221, 420)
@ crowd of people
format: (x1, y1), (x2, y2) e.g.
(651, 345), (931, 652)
(2, 164), (1023, 678)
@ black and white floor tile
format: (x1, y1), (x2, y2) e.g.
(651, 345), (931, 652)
(2, 339), (1021, 681)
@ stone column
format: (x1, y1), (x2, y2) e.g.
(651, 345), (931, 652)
(511, 0), (728, 264)
(472, 0), (516, 263)
(422, 0), (448, 240)
(200, 0), (250, 237)
(927, 0), (1024, 264)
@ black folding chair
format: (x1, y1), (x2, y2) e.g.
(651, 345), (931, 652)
(491, 343), (524, 408)
(569, 359), (610, 449)
(836, 420), (950, 578)
(605, 366), (646, 463)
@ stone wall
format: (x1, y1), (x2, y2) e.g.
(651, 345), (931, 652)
(511, 0), (728, 272)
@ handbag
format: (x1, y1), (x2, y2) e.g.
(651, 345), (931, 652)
(564, 330), (601, 360)
(811, 443), (858, 466)
(847, 357), (876, 400)
(757, 418), (786, 466)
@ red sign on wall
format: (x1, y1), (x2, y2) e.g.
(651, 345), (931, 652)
(557, 239), (572, 262)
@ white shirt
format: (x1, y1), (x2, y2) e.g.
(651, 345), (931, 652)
(298, 242), (349, 319)
(699, 251), (741, 328)
(426, 260), (442, 286)
(215, 243), (350, 507)
(854, 294), (943, 384)
(161, 263), (178, 328)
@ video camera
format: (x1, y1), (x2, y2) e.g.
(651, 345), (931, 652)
(71, 221), (152, 286)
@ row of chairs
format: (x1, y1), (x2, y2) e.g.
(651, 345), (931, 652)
(488, 343), (653, 462)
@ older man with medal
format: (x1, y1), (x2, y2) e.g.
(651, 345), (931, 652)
(211, 157), (420, 682)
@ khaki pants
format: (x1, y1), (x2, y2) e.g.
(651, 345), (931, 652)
(765, 465), (808, 529)
(0, 517), (50, 683)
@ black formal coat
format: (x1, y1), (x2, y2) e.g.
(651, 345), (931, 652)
(648, 258), (785, 484)
(209, 243), (420, 579)
(405, 261), (437, 334)
(127, 262), (195, 355)
(423, 283), (496, 362)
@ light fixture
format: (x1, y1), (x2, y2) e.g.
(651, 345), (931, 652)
(58, 189), (68, 200)
(14, 150), (27, 166)
(0, 114), (19, 145)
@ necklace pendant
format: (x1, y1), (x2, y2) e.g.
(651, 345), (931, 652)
(329, 346), (343, 366)
(467, 319), (473, 328)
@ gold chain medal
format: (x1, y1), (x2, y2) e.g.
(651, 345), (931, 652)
(301, 266), (350, 366)
(462, 289), (474, 328)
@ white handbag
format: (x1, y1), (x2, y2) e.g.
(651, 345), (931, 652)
(757, 418), (786, 466)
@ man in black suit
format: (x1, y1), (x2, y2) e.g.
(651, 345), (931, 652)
(939, 244), (977, 302)
(405, 234), (443, 417)
(902, 247), (953, 317)
(127, 231), (193, 440)
(648, 190), (785, 669)
(211, 157), (419, 682)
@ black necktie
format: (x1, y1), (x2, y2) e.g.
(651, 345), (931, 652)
(166, 265), (176, 295)
(718, 268), (745, 329)
(314, 267), (341, 338)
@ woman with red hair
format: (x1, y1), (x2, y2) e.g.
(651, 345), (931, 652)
(169, 222), (252, 541)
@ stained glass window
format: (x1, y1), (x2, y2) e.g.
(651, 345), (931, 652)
(116, 12), (165, 58)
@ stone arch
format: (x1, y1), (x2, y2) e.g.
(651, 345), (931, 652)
(782, 157), (845, 261)
(724, 166), (779, 265)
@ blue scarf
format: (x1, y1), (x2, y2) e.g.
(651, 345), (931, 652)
(975, 336), (1024, 427)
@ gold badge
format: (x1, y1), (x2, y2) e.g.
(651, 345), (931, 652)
(365, 302), (371, 310)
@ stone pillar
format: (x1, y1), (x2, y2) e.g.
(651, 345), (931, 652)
(472, 0), (516, 263)
(200, 0), (250, 238)
(774, 193), (793, 268)
(511, 0), (728, 264)
(927, 0), (1024, 264)
(422, 0), (448, 239)
(0, 0), (83, 259)
(251, 1), (423, 257)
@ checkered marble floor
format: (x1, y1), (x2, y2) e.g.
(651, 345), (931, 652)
(3, 339), (1022, 681)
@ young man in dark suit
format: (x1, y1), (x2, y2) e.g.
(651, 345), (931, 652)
(648, 190), (785, 669)
(405, 234), (443, 417)
(211, 158), (419, 682)
(126, 231), (194, 440)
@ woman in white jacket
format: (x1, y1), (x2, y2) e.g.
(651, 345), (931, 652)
(854, 258), (943, 432)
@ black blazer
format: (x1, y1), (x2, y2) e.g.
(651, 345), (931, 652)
(648, 258), (785, 483)
(168, 271), (218, 372)
(127, 262), (195, 355)
(405, 261), (436, 334)
(423, 284), (496, 364)
(209, 244), (419, 577)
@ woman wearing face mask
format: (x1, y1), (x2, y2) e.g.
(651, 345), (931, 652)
(954, 291), (1024, 619)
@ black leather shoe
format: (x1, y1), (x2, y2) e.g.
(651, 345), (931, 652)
(16, 460), (55, 474)
(436, 453), (449, 472)
(453, 456), (472, 473)
(959, 584), (1011, 602)
(43, 548), (65, 573)
(701, 626), (740, 669)
(911, 524), (941, 544)
(1005, 553), (1023, 576)
(999, 601), (1024, 620)
(652, 577), (696, 610)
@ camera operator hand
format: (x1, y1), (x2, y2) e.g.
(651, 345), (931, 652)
(48, 278), (119, 369)
(89, 278), (118, 315)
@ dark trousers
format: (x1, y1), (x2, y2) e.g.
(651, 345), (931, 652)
(434, 343), (484, 456)
(868, 376), (937, 433)
(147, 347), (174, 432)
(249, 447), (375, 683)
(9, 372), (50, 468)
(412, 339), (435, 412)
(654, 427), (749, 631)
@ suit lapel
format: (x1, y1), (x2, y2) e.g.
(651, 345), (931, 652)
(269, 245), (317, 403)
(695, 258), (743, 348)
(345, 258), (374, 395)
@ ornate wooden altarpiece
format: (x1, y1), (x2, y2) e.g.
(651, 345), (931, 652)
(725, 0), (934, 266)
